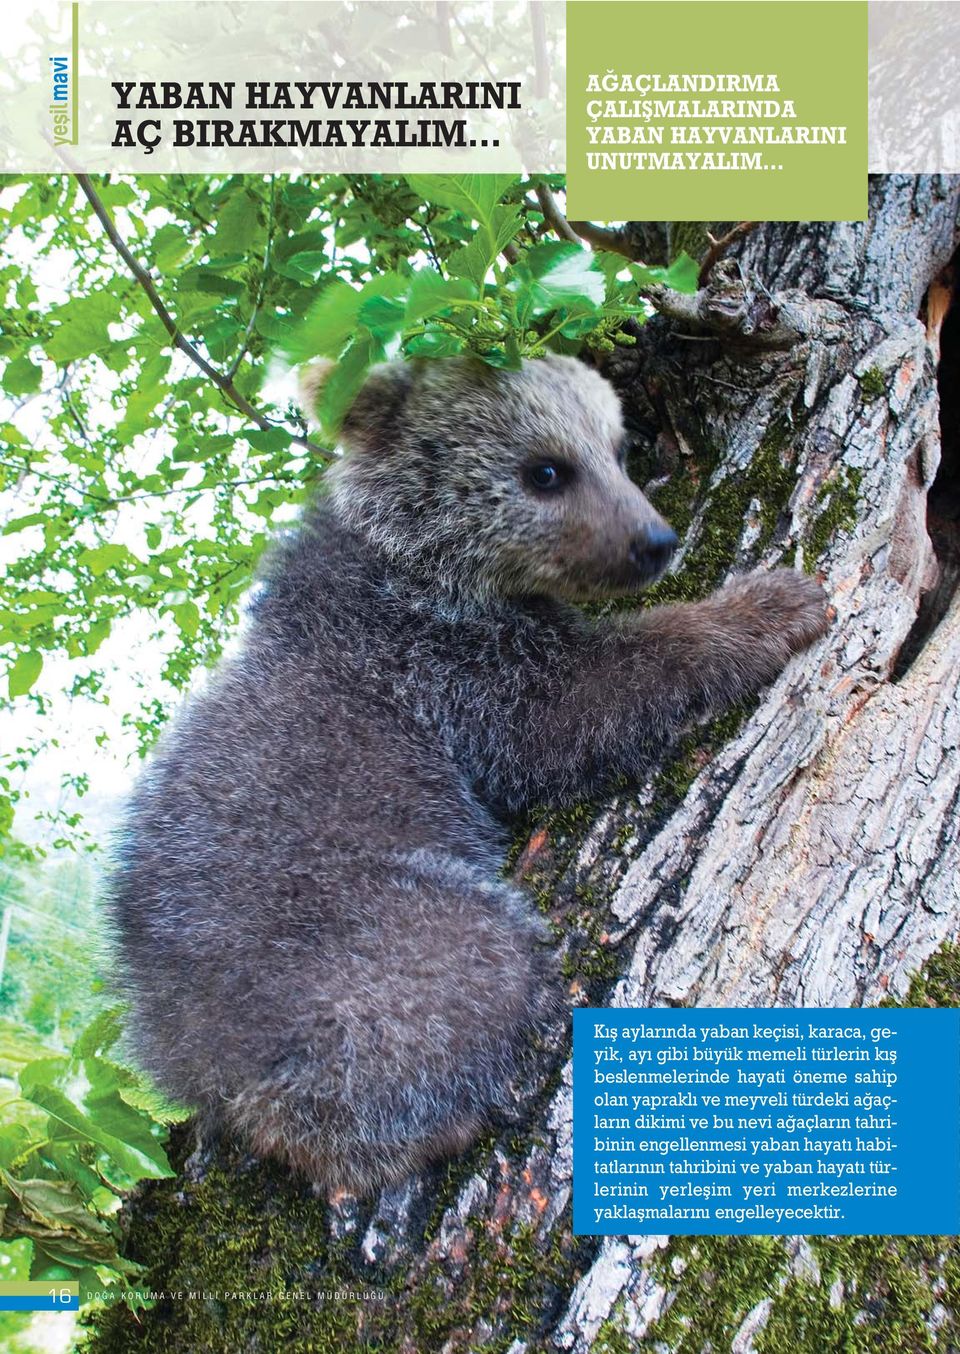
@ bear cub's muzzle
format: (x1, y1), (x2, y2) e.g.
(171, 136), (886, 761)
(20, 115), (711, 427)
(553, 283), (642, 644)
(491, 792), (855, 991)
(628, 521), (679, 583)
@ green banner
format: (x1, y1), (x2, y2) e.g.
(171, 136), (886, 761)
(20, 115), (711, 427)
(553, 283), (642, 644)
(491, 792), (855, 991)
(0, 1281), (79, 1294)
(566, 1), (867, 222)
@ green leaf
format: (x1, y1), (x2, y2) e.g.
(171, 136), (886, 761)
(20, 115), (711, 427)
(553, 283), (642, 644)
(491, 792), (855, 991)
(18, 1070), (173, 1181)
(7, 650), (42, 698)
(286, 279), (362, 362)
(71, 1009), (124, 1060)
(45, 291), (122, 364)
(274, 227), (332, 281)
(0, 1169), (117, 1246)
(663, 251), (700, 293)
(0, 1123), (43, 1175)
(281, 250), (329, 283)
(0, 1019), (57, 1079)
(512, 241), (605, 326)
(80, 1061), (176, 1172)
(76, 544), (133, 576)
(447, 205), (522, 289)
(404, 328), (463, 358)
(3, 355), (42, 396)
(17, 590), (61, 607)
(317, 329), (383, 435)
(404, 272), (476, 324)
(2, 512), (46, 536)
(151, 223), (191, 272)
(79, 618), (112, 658)
(212, 188), (262, 255)
(357, 292), (406, 340)
(406, 175), (521, 289)
(246, 427), (290, 456)
(177, 269), (245, 300)
(632, 251), (699, 295)
(405, 174), (519, 224)
(119, 384), (166, 438)
(201, 315), (242, 364)
(171, 601), (200, 637)
(117, 1083), (193, 1124)
(527, 241), (605, 302)
(482, 337), (523, 370)
(39, 1143), (113, 1209)
(354, 270), (408, 334)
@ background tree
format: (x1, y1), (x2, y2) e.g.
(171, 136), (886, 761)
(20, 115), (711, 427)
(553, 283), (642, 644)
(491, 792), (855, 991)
(1, 173), (958, 1350)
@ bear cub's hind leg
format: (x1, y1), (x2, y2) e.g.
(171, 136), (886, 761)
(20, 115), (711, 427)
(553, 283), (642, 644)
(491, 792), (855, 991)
(228, 851), (555, 1196)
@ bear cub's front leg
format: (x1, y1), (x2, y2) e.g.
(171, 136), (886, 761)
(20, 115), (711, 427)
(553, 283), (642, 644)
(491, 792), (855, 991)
(646, 566), (831, 709)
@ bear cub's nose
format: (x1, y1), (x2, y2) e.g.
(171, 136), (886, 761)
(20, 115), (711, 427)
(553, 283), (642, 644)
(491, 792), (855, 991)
(629, 524), (679, 580)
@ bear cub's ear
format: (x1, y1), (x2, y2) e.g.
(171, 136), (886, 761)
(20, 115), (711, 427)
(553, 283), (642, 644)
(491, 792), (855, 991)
(298, 359), (414, 454)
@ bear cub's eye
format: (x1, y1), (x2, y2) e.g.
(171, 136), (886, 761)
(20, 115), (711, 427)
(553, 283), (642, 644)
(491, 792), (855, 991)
(524, 461), (573, 493)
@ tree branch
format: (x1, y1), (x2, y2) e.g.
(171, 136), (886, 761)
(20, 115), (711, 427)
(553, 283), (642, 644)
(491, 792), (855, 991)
(697, 220), (758, 287)
(532, 181), (641, 260)
(73, 174), (330, 463)
(419, 218), (444, 273)
(567, 220), (637, 258)
(643, 277), (845, 348)
(451, 9), (499, 84)
(534, 182), (581, 244)
(435, 0), (453, 57)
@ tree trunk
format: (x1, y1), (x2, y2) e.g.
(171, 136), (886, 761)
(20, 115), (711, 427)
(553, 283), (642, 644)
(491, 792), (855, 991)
(85, 176), (960, 1354)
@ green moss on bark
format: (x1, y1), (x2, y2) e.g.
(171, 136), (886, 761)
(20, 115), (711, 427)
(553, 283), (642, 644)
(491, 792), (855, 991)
(593, 1299), (637, 1354)
(79, 1144), (390, 1352)
(888, 941), (960, 1009)
(646, 412), (801, 606)
(649, 700), (757, 813)
(858, 367), (886, 402)
(633, 1231), (959, 1354)
(645, 1235), (789, 1351)
(802, 466), (863, 570)
(758, 1235), (957, 1354)
(79, 1129), (582, 1354)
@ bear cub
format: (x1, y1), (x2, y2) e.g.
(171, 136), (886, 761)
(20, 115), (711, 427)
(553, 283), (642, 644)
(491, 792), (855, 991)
(111, 355), (828, 1195)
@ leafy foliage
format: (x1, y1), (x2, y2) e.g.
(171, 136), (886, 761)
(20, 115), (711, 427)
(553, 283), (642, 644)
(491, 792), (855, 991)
(287, 174), (697, 433)
(0, 1006), (187, 1304)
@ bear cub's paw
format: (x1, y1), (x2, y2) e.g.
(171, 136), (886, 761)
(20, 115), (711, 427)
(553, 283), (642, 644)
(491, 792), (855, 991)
(721, 567), (831, 654)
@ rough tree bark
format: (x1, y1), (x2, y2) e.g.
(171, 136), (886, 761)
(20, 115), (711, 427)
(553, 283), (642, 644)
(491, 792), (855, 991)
(85, 176), (960, 1354)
